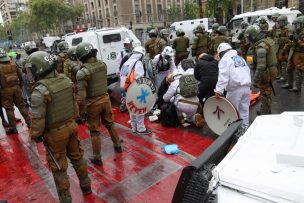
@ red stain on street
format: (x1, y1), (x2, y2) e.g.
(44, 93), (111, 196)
(0, 108), (213, 202)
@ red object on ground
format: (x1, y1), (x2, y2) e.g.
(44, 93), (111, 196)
(250, 90), (260, 106)
(0, 108), (213, 202)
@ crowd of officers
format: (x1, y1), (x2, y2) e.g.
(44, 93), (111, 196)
(0, 40), (124, 202)
(0, 11), (304, 203)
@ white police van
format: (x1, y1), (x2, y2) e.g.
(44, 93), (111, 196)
(168, 18), (216, 45)
(64, 27), (141, 83)
(228, 7), (301, 45)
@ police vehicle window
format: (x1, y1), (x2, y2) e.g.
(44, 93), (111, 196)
(267, 15), (271, 21)
(72, 37), (83, 46)
(231, 19), (242, 29)
(200, 21), (203, 23)
(250, 16), (259, 24)
(191, 22), (194, 24)
(103, 33), (121, 43)
(248, 17), (251, 24)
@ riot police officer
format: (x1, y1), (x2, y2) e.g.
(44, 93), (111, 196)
(276, 15), (292, 83)
(191, 24), (209, 60)
(172, 28), (189, 65)
(259, 17), (269, 32)
(210, 23), (220, 38)
(145, 29), (158, 60)
(27, 51), (91, 203)
(211, 26), (230, 57)
(282, 16), (304, 92)
(63, 47), (85, 124)
(245, 26), (277, 115)
(76, 42), (122, 166)
(56, 41), (69, 73)
(238, 22), (249, 59)
(154, 29), (169, 55)
(0, 48), (31, 134)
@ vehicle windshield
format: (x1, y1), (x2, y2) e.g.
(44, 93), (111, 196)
(229, 19), (243, 31)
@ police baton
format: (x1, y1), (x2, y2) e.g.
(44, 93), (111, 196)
(41, 136), (62, 171)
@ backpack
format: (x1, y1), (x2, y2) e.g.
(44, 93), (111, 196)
(159, 102), (179, 127)
(179, 75), (198, 98)
(119, 53), (131, 71)
(156, 54), (170, 72)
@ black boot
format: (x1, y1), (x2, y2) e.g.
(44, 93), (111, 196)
(90, 158), (103, 166)
(114, 145), (123, 153)
(6, 127), (18, 135)
(81, 186), (92, 195)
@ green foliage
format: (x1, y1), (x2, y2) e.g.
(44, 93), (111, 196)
(205, 0), (233, 23)
(167, 5), (182, 22)
(7, 0), (84, 41)
(183, 0), (199, 20)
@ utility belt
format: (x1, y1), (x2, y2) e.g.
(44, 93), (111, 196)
(45, 118), (74, 132)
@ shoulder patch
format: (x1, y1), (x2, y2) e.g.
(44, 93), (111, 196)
(34, 84), (49, 95)
(31, 89), (45, 108)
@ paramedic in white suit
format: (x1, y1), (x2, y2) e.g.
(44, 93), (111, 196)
(214, 43), (251, 132)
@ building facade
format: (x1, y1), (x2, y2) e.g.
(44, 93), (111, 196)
(74, 0), (185, 41)
(0, 0), (27, 25)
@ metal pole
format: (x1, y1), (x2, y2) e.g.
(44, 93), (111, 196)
(251, 0), (253, 11)
(241, 0), (244, 13)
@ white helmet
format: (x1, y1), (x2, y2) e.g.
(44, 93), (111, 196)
(133, 46), (145, 55)
(123, 37), (132, 44)
(162, 46), (174, 57)
(217, 42), (232, 54)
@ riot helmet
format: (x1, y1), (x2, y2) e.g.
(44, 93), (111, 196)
(259, 17), (267, 24)
(149, 29), (158, 38)
(67, 47), (77, 61)
(58, 41), (69, 52)
(212, 23), (220, 31)
(0, 48), (10, 63)
(25, 44), (38, 55)
(277, 15), (288, 28)
(159, 29), (169, 38)
(26, 51), (57, 80)
(293, 16), (304, 31)
(217, 26), (227, 35)
(176, 28), (185, 36)
(244, 25), (261, 43)
(76, 42), (97, 62)
(271, 13), (280, 22)
(196, 24), (206, 33)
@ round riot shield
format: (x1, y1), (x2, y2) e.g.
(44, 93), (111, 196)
(203, 96), (239, 136)
(126, 77), (156, 115)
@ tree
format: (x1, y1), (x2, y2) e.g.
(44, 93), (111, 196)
(183, 0), (199, 20)
(205, 0), (233, 24)
(167, 5), (182, 23)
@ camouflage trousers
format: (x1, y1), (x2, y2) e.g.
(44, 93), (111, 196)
(175, 51), (189, 66)
(45, 120), (90, 203)
(86, 94), (121, 161)
(287, 52), (304, 90)
(257, 84), (272, 115)
(1, 86), (31, 128)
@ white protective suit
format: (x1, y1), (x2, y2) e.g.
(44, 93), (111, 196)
(163, 68), (200, 124)
(215, 49), (251, 129)
(120, 53), (147, 132)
